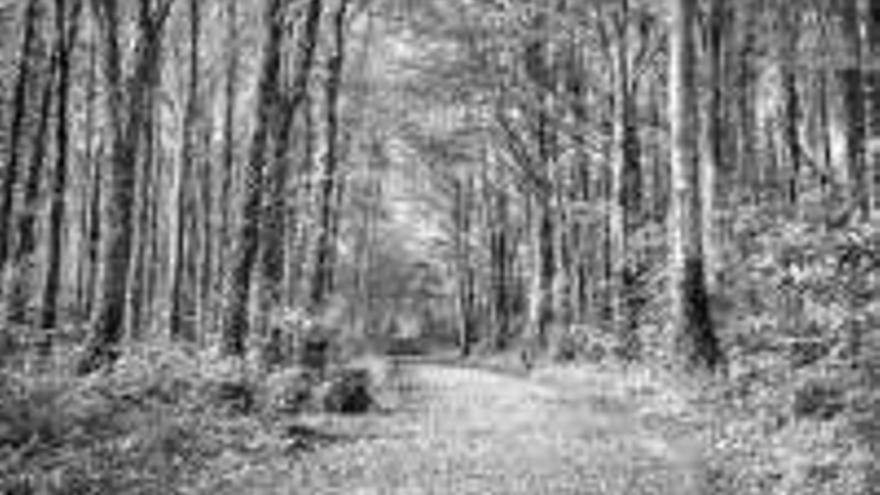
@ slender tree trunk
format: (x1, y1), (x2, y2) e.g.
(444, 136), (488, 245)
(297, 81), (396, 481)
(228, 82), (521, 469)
(83, 21), (101, 318)
(838, 0), (868, 220)
(77, 16), (97, 316)
(219, 0), (238, 331)
(223, 0), (290, 357)
(669, 0), (722, 372)
(263, 0), (322, 321)
(612, 0), (641, 359)
(311, 0), (349, 311)
(170, 0), (200, 341)
(737, 1), (757, 206)
(781, 4), (800, 212)
(703, 0), (725, 289)
(8, 43), (53, 326)
(454, 175), (476, 356)
(868, 0), (880, 211)
(1, 0), (41, 276)
(42, 0), (82, 332)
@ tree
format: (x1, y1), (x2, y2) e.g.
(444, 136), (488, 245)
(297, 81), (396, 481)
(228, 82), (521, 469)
(8, 12), (53, 325)
(0, 0), (41, 276)
(224, 0), (324, 356)
(169, 0), (201, 342)
(668, 0), (723, 372)
(41, 0), (82, 331)
(223, 0), (286, 357)
(79, 0), (174, 374)
(869, 0), (880, 211)
(310, 0), (350, 311)
(838, 0), (868, 220)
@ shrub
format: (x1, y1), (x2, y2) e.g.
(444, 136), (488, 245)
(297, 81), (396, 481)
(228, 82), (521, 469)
(315, 367), (374, 414)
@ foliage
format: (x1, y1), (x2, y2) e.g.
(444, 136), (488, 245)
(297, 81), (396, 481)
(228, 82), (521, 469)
(705, 216), (880, 495)
(0, 340), (390, 494)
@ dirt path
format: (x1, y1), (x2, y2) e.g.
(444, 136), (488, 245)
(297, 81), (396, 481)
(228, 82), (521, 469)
(222, 362), (706, 495)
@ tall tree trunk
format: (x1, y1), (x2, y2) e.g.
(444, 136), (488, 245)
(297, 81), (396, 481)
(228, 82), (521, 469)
(41, 0), (82, 332)
(781, 3), (800, 212)
(523, 12), (554, 351)
(454, 175), (476, 356)
(669, 0), (722, 372)
(868, 0), (880, 211)
(838, 0), (868, 220)
(82, 21), (101, 318)
(612, 0), (641, 360)
(223, 0), (290, 357)
(8, 42), (53, 326)
(736, 0), (757, 206)
(263, 0), (322, 320)
(1, 0), (41, 276)
(170, 0), (200, 341)
(77, 16), (97, 316)
(310, 0), (349, 311)
(219, 0), (238, 331)
(703, 0), (724, 289)
(79, 0), (172, 374)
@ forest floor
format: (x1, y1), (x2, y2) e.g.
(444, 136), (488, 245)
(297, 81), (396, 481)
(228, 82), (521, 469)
(214, 360), (709, 495)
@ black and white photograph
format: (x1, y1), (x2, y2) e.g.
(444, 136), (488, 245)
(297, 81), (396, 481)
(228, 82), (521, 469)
(0, 0), (878, 493)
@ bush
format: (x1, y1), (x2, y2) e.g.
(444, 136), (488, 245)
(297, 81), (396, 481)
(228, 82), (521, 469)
(315, 367), (374, 414)
(0, 343), (298, 494)
(264, 367), (315, 415)
(705, 217), (880, 495)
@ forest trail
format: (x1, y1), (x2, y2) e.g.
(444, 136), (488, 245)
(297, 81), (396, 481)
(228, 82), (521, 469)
(223, 361), (708, 495)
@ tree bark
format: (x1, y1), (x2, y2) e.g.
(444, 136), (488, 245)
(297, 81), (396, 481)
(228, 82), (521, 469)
(82, 20), (101, 318)
(781, 3), (800, 211)
(612, 0), (641, 359)
(1, 0), (41, 276)
(170, 0), (200, 342)
(41, 0), (82, 332)
(8, 37), (53, 326)
(669, 0), (722, 372)
(223, 0), (294, 357)
(311, 0), (349, 311)
(219, 0), (238, 331)
(838, 0), (868, 220)
(703, 0), (725, 289)
(868, 0), (880, 211)
(263, 0), (322, 318)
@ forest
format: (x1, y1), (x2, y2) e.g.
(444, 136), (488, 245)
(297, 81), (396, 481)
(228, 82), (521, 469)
(0, 0), (879, 493)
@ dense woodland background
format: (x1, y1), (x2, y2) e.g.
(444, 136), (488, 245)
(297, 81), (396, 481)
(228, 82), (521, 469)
(0, 0), (879, 493)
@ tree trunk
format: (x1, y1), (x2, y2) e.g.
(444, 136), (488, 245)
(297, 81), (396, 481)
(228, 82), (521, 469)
(77, 18), (98, 317)
(79, 0), (171, 374)
(263, 0), (322, 321)
(8, 41), (53, 326)
(311, 0), (349, 311)
(1, 0), (41, 276)
(170, 0), (200, 342)
(669, 0), (723, 372)
(454, 176), (476, 356)
(612, 0), (640, 359)
(219, 0), (238, 331)
(82, 22), (101, 318)
(223, 0), (290, 357)
(838, 0), (868, 220)
(736, 0), (758, 205)
(781, 4), (800, 212)
(703, 0), (725, 289)
(869, 0), (880, 211)
(42, 0), (82, 332)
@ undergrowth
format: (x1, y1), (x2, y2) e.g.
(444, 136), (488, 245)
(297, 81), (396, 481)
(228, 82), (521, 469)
(703, 214), (880, 495)
(0, 341), (378, 494)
